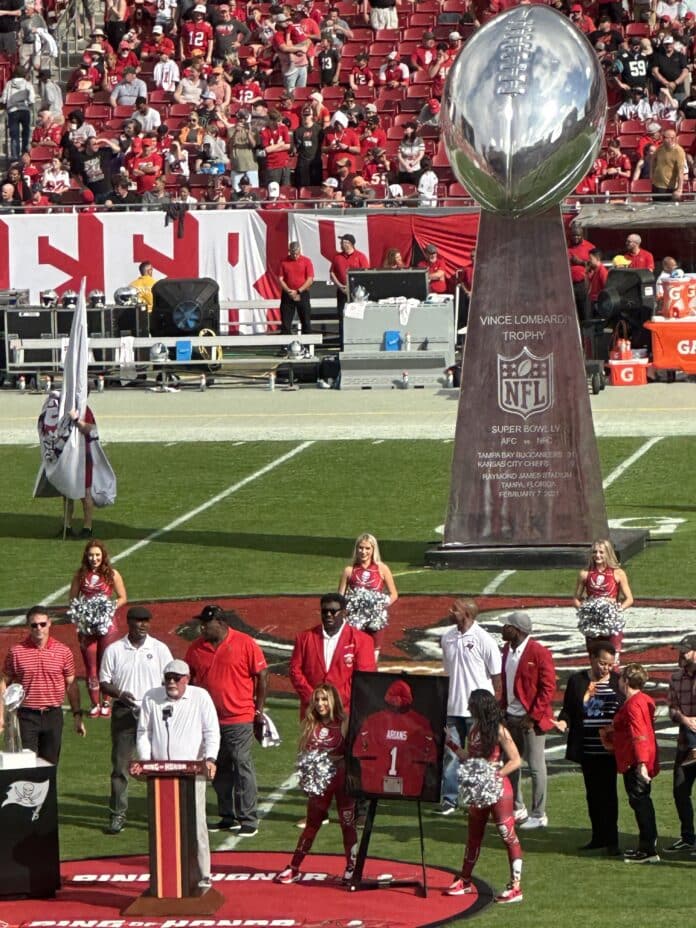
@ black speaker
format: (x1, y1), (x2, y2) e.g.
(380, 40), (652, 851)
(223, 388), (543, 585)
(151, 278), (220, 337)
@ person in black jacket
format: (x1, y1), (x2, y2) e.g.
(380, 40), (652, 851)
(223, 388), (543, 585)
(555, 639), (624, 855)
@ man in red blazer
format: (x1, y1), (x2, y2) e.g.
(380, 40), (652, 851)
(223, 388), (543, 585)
(500, 611), (556, 830)
(289, 593), (376, 717)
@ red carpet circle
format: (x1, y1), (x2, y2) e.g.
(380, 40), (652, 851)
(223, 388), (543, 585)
(3, 851), (490, 927)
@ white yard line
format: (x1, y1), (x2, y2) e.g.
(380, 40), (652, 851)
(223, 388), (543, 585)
(218, 772), (299, 850)
(481, 436), (664, 596)
(11, 442), (314, 621)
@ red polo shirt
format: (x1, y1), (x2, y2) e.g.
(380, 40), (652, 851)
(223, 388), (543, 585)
(330, 249), (369, 287)
(418, 257), (448, 293)
(624, 248), (655, 272)
(186, 627), (267, 725)
(280, 254), (314, 290)
(4, 636), (75, 709)
(568, 239), (595, 284)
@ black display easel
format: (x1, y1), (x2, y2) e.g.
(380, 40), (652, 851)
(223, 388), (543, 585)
(348, 798), (427, 896)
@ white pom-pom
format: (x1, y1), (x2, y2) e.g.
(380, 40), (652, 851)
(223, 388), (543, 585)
(67, 594), (115, 636)
(577, 598), (625, 638)
(457, 758), (504, 809)
(296, 749), (336, 797)
(345, 588), (390, 632)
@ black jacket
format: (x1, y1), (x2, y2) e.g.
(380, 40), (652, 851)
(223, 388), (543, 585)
(558, 669), (623, 764)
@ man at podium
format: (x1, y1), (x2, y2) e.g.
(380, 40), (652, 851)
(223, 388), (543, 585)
(137, 659), (220, 891)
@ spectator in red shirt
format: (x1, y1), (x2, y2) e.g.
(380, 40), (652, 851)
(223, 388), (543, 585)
(568, 223), (595, 322)
(141, 24), (176, 60)
(569, 3), (595, 34)
(278, 91), (300, 132)
(232, 70), (264, 106)
(349, 52), (374, 92)
(129, 135), (163, 194)
(418, 243), (448, 294)
(186, 604), (268, 838)
(279, 241), (315, 334)
(180, 5), (214, 63)
(624, 234), (655, 271)
(429, 41), (455, 99)
(259, 109), (291, 186)
(637, 122), (662, 160)
(359, 113), (387, 156)
(323, 110), (361, 176)
(378, 50), (409, 87)
(587, 248), (609, 313)
(32, 108), (63, 148)
(412, 31), (437, 71)
(601, 137), (632, 181)
(115, 42), (139, 77)
(330, 233), (370, 343)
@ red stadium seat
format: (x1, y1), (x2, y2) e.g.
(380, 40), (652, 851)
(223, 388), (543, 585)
(620, 119), (645, 134)
(629, 178), (652, 201)
(617, 134), (638, 153)
(374, 29), (400, 43)
(408, 13), (436, 29)
(85, 104), (110, 123)
(29, 145), (55, 163)
(150, 89), (174, 104)
(112, 105), (135, 119)
(299, 185), (324, 200)
(599, 178), (629, 195)
(65, 91), (91, 106)
(678, 133), (695, 149)
(625, 23), (649, 37)
(448, 181), (470, 197)
(680, 118), (696, 133)
(169, 103), (194, 117)
(411, 69), (432, 85)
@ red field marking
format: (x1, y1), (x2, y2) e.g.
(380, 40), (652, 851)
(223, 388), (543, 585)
(2, 851), (490, 927)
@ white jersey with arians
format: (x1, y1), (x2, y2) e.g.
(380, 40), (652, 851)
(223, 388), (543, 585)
(136, 684), (221, 762)
(99, 634), (173, 708)
(441, 621), (501, 716)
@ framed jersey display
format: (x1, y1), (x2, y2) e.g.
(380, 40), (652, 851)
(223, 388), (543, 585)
(346, 671), (448, 803)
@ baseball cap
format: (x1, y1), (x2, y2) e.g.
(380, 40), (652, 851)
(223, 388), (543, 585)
(629, 35), (641, 45)
(333, 111), (349, 128)
(677, 635), (696, 652)
(92, 27), (105, 36)
(310, 91), (323, 102)
(387, 50), (398, 60)
(202, 91), (216, 100)
(686, 11), (696, 19)
(127, 606), (151, 621)
(449, 31), (461, 40)
(501, 611), (533, 634)
(276, 12), (288, 22)
(647, 121), (661, 133)
(663, 35), (675, 44)
(267, 181), (280, 197)
(152, 25), (163, 34)
(164, 659), (190, 677)
(428, 98), (441, 113)
(323, 177), (339, 188)
(340, 233), (356, 244)
(194, 604), (226, 621)
(425, 243), (438, 255)
(388, 183), (403, 197)
(193, 3), (207, 12)
(571, 3), (582, 10)
(365, 103), (378, 114)
(384, 680), (413, 709)
(612, 255), (631, 267)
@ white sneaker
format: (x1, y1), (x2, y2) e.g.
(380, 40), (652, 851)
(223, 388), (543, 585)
(519, 814), (548, 830)
(513, 807), (528, 824)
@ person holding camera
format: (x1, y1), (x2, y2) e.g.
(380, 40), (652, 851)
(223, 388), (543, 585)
(225, 109), (259, 190)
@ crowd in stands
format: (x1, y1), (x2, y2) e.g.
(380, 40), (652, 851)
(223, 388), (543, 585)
(2, 1), (696, 210)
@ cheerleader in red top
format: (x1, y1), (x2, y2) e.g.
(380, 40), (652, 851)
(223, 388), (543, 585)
(69, 540), (127, 718)
(275, 684), (358, 885)
(573, 538), (633, 662)
(445, 690), (524, 905)
(338, 533), (398, 661)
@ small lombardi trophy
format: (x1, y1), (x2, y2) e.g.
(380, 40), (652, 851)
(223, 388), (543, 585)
(0, 683), (24, 767)
(427, 7), (642, 567)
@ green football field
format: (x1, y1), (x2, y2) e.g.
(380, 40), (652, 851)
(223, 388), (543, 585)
(1, 435), (694, 926)
(1, 435), (695, 611)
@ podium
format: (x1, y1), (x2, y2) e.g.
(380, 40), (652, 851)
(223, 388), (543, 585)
(0, 760), (60, 899)
(123, 760), (223, 916)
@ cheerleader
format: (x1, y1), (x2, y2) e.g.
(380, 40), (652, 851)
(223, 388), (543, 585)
(574, 538), (633, 661)
(445, 689), (524, 904)
(275, 685), (358, 884)
(69, 540), (126, 717)
(338, 532), (398, 661)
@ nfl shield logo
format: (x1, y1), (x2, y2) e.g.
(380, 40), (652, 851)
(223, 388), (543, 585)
(497, 348), (554, 420)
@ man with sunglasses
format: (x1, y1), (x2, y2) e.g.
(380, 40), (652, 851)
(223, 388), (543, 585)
(186, 605), (268, 837)
(3, 605), (86, 764)
(289, 593), (375, 718)
(136, 659), (219, 892)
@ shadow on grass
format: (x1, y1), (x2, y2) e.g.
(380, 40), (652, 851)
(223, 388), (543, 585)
(0, 513), (428, 565)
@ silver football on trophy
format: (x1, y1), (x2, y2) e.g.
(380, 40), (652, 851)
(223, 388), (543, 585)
(3, 684), (25, 711)
(441, 6), (607, 217)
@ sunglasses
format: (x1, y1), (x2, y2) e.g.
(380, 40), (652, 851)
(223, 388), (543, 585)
(321, 607), (342, 616)
(30, 621), (48, 628)
(164, 673), (185, 682)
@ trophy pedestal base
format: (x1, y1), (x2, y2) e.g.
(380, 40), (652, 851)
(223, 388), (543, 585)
(0, 749), (36, 769)
(123, 887), (225, 916)
(424, 528), (648, 570)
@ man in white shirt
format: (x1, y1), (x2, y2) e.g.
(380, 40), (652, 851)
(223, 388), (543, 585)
(137, 659), (220, 891)
(100, 606), (173, 834)
(438, 598), (501, 814)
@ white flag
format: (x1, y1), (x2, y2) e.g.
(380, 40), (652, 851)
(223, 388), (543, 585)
(33, 283), (117, 506)
(2, 779), (50, 821)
